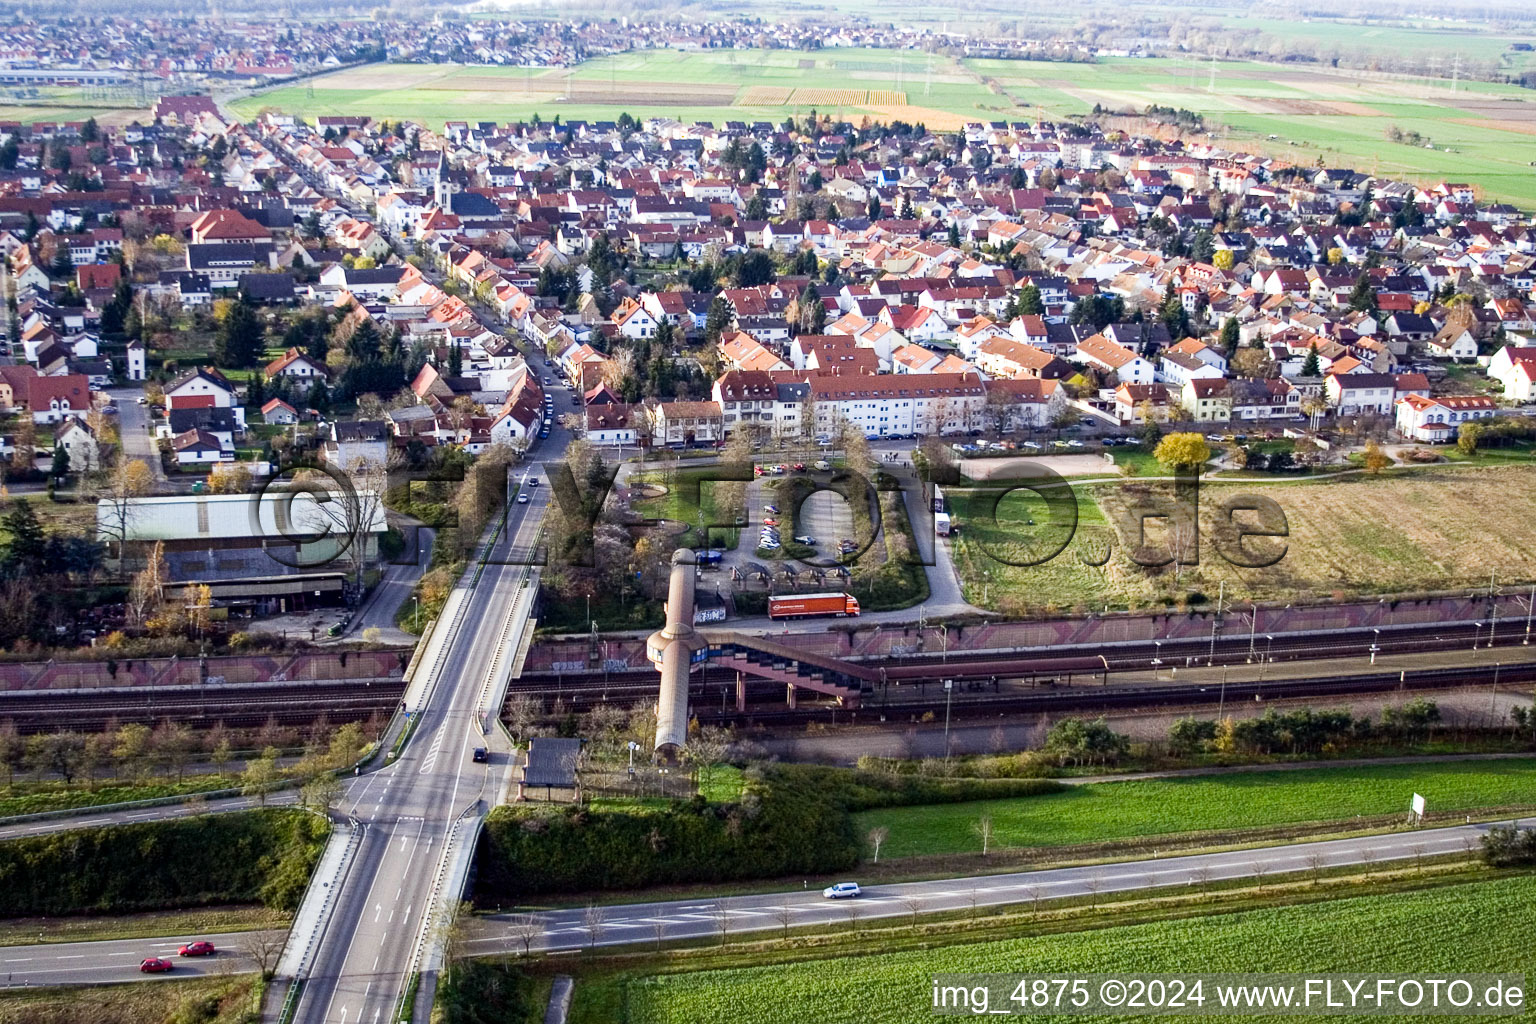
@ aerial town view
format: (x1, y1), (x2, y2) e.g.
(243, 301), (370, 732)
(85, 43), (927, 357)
(0, 0), (1535, 1021)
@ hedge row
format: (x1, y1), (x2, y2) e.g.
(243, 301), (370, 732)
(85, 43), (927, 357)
(0, 808), (329, 916)
(475, 765), (1063, 898)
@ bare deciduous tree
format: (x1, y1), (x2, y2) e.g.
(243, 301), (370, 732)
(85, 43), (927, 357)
(582, 902), (607, 952)
(973, 814), (995, 856)
(713, 902), (731, 946)
(901, 894), (923, 928)
(773, 904), (794, 942)
(245, 924), (289, 981)
(867, 825), (890, 864)
(507, 913), (541, 957)
(1306, 852), (1326, 884)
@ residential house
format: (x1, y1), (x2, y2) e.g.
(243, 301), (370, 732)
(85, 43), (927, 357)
(1326, 372), (1397, 416)
(650, 401), (724, 446)
(52, 418), (99, 473)
(172, 428), (228, 466)
(1395, 394), (1499, 442)
(264, 347), (329, 382)
(1183, 378), (1233, 423)
(322, 420), (389, 471)
(261, 398), (299, 425)
(1076, 333), (1155, 385)
(1113, 383), (1173, 425)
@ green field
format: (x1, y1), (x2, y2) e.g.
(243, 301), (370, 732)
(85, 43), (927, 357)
(609, 876), (1536, 1024)
(853, 759), (1536, 859)
(228, 50), (1536, 209)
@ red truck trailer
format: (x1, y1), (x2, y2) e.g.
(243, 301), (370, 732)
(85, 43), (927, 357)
(767, 592), (861, 620)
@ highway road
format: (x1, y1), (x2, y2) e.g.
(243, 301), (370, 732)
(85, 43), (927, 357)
(0, 930), (271, 987)
(284, 389), (572, 1024)
(468, 819), (1514, 954)
(0, 818), (1517, 989)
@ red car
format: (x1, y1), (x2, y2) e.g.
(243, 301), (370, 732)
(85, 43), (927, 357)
(792, 463), (806, 472)
(139, 957), (174, 973)
(178, 941), (216, 957)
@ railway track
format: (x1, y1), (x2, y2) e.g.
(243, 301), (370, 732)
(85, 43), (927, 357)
(691, 661), (1536, 726)
(0, 616), (1526, 735)
(0, 682), (405, 733)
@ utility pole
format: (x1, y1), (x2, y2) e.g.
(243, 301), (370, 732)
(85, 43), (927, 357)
(1209, 580), (1224, 666)
(1525, 583), (1534, 645)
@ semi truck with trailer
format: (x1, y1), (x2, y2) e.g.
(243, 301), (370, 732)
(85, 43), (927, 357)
(767, 592), (862, 620)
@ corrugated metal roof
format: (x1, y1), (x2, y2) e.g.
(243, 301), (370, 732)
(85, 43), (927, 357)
(99, 490), (386, 543)
(522, 738), (582, 789)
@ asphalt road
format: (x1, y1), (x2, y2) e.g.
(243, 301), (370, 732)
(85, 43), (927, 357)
(287, 398), (572, 1024)
(469, 820), (1511, 954)
(0, 819), (1517, 988)
(0, 790), (300, 842)
(105, 387), (168, 486)
(0, 930), (272, 988)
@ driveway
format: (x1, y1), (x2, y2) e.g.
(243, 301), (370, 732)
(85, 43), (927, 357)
(339, 525), (435, 645)
(106, 387), (167, 487)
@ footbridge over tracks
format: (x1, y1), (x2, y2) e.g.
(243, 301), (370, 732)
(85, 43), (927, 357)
(646, 550), (1107, 758)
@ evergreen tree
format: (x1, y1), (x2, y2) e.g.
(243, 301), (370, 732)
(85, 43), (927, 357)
(215, 296), (264, 367)
(1219, 316), (1240, 354)
(947, 221), (961, 248)
(1017, 284), (1043, 316)
(447, 341), (463, 378)
(344, 317), (382, 363)
(704, 296), (733, 346)
(3, 500), (45, 574)
(1301, 344), (1321, 377)
(50, 447), (69, 480)
(306, 378), (329, 413)
(745, 193), (767, 221)
(247, 373), (265, 409)
(1348, 271), (1378, 314)
(866, 193), (881, 220)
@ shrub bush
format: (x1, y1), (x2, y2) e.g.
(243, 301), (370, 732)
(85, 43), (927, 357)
(0, 808), (328, 916)
(474, 765), (1064, 898)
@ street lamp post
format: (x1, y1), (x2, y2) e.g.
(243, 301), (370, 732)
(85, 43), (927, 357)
(942, 679), (954, 762)
(1526, 584), (1535, 646)
(1247, 604), (1258, 663)
(1370, 628), (1380, 665)
(414, 596), (419, 633)
(1208, 580), (1225, 666)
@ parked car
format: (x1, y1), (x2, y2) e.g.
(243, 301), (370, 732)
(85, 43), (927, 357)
(813, 460), (830, 471)
(178, 941), (216, 957)
(822, 882), (862, 899)
(1023, 441), (1042, 449)
(793, 535), (816, 545)
(763, 505), (779, 514)
(792, 463), (806, 472)
(140, 958), (175, 973)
